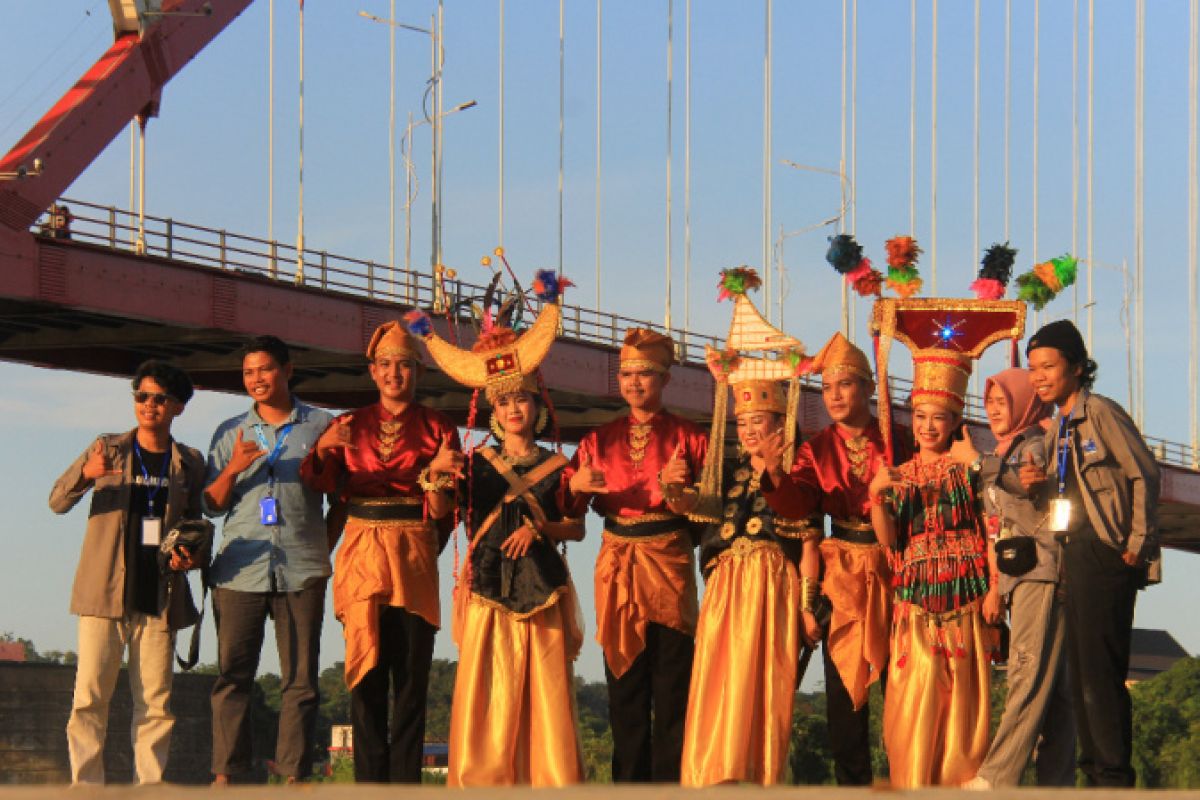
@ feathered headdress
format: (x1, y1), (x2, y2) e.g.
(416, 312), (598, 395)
(690, 267), (806, 523)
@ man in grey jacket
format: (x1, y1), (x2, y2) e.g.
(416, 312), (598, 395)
(49, 360), (205, 785)
(1023, 319), (1161, 787)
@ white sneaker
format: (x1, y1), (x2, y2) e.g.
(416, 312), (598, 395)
(962, 775), (993, 790)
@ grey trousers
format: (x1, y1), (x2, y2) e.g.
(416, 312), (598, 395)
(210, 582), (327, 779)
(976, 581), (1076, 787)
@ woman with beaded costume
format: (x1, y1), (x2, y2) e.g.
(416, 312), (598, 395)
(680, 270), (818, 787)
(866, 297), (1023, 787)
(407, 271), (585, 787)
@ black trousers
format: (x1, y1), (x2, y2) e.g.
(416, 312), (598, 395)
(350, 605), (436, 783)
(210, 581), (326, 779)
(822, 638), (883, 785)
(604, 622), (694, 783)
(1061, 534), (1140, 787)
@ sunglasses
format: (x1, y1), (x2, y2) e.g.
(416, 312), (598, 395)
(133, 391), (177, 406)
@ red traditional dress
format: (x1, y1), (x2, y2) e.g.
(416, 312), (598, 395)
(881, 455), (997, 788)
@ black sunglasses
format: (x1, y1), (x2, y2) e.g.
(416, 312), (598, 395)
(133, 391), (177, 406)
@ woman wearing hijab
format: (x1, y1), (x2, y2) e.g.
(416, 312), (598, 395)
(962, 368), (1075, 788)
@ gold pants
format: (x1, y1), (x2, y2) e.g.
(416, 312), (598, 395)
(883, 600), (994, 788)
(447, 592), (584, 787)
(681, 541), (799, 787)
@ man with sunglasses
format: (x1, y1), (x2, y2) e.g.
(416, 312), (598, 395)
(203, 336), (333, 785)
(50, 360), (205, 785)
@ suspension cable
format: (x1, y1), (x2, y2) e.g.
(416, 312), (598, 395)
(665, 0), (674, 332)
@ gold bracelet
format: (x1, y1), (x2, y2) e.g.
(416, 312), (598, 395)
(800, 576), (821, 612)
(416, 466), (455, 493)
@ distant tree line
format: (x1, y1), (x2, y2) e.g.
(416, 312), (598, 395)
(6, 632), (1198, 787)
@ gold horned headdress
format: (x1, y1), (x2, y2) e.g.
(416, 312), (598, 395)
(405, 270), (569, 406)
(690, 267), (806, 523)
(870, 296), (1026, 463)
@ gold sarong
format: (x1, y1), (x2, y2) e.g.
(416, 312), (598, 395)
(681, 540), (799, 787)
(882, 599), (995, 788)
(333, 516), (440, 690)
(447, 591), (584, 787)
(820, 537), (892, 709)
(594, 529), (698, 678)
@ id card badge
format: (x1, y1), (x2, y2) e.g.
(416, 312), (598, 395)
(1048, 497), (1073, 533)
(142, 517), (163, 546)
(259, 496), (281, 526)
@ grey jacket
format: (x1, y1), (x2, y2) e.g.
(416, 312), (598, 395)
(1042, 390), (1161, 584)
(49, 430), (205, 630)
(980, 427), (1059, 595)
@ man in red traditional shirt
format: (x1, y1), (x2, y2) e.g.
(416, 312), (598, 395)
(760, 331), (911, 785)
(300, 321), (462, 783)
(563, 328), (708, 783)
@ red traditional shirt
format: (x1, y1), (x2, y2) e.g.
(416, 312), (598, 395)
(562, 410), (708, 518)
(300, 402), (460, 500)
(763, 418), (912, 523)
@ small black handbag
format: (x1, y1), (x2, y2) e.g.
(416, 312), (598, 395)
(995, 535), (1038, 577)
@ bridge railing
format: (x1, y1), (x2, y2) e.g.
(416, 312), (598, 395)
(37, 199), (1198, 471)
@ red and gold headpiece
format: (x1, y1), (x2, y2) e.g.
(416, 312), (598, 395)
(366, 321), (421, 361)
(871, 297), (1027, 459)
(407, 270), (568, 404)
(619, 328), (676, 373)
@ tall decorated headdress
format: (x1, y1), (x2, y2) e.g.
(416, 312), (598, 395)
(691, 267), (806, 523)
(406, 269), (569, 406)
(870, 297), (1027, 463)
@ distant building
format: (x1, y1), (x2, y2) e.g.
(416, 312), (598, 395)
(422, 741), (449, 773)
(1128, 628), (1190, 684)
(328, 725), (353, 758)
(0, 642), (25, 662)
(325, 729), (448, 775)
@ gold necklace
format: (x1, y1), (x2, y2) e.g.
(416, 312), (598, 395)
(377, 418), (404, 461)
(845, 434), (870, 481)
(499, 448), (539, 466)
(628, 421), (653, 469)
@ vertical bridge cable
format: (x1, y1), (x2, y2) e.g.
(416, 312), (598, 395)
(595, 0), (602, 310)
(684, 0), (692, 331)
(1005, 0), (1012, 241)
(1190, 0), (1198, 465)
(1072, 0), (1080, 322)
(498, 0), (505, 248)
(559, 0), (565, 277)
(763, 0), (773, 323)
(931, 0), (938, 295)
(136, 117), (146, 255)
(665, 0), (674, 333)
(268, 0), (275, 271)
(1086, 0), (1094, 348)
(129, 121), (136, 248)
(1033, 0), (1040, 326)
(296, 0), (305, 285)
(849, 0), (857, 333)
(1135, 0), (1145, 428)
(973, 0), (980, 282)
(840, 0), (848, 334)
(389, 0), (396, 295)
(909, 0), (917, 235)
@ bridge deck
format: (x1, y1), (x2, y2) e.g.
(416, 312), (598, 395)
(0, 200), (1196, 551)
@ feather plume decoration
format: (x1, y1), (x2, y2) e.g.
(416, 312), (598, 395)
(883, 235), (923, 298)
(532, 269), (573, 302)
(403, 309), (433, 338)
(846, 259), (883, 298)
(970, 242), (1017, 300)
(1015, 254), (1078, 310)
(705, 348), (741, 380)
(826, 234), (865, 275)
(716, 266), (763, 302)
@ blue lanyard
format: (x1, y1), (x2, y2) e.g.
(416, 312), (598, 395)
(252, 422), (294, 489)
(132, 440), (170, 517)
(1055, 409), (1074, 496)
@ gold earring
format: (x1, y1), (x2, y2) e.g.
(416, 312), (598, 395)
(535, 406), (549, 436)
(489, 412), (505, 441)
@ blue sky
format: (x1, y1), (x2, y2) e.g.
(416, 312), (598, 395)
(1, 0), (1197, 684)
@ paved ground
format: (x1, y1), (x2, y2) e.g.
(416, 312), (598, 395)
(1, 787), (1197, 799)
